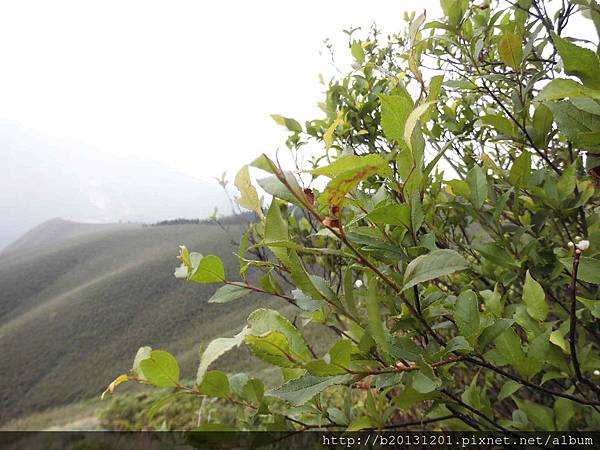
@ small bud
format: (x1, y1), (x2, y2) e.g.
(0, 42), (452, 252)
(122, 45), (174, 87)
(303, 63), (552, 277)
(575, 236), (582, 242)
(567, 241), (574, 248)
(576, 240), (590, 251)
(354, 279), (363, 288)
(594, 370), (600, 377)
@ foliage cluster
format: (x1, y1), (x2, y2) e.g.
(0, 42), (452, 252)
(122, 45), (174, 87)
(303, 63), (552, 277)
(107, 0), (600, 431)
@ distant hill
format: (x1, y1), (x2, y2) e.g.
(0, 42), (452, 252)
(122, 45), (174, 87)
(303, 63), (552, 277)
(0, 120), (231, 250)
(0, 218), (286, 425)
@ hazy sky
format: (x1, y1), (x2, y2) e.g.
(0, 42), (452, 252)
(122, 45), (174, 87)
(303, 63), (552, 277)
(0, 1), (595, 184)
(0, 0), (441, 182)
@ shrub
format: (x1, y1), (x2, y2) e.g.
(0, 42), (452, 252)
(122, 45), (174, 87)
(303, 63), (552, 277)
(105, 0), (600, 431)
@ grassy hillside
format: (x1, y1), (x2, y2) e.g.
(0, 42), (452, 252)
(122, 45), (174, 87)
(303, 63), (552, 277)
(0, 218), (296, 426)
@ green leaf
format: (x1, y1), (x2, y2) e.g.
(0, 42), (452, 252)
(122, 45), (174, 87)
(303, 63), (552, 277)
(246, 331), (298, 368)
(554, 397), (575, 430)
(455, 289), (480, 342)
(498, 31), (523, 70)
(288, 250), (325, 301)
(351, 40), (365, 64)
(403, 249), (468, 291)
(522, 271), (548, 322)
(466, 165), (487, 208)
(251, 153), (278, 174)
(537, 79), (599, 102)
(265, 199), (289, 264)
(196, 328), (247, 384)
(271, 114), (303, 132)
(411, 357), (441, 393)
(557, 162), (577, 201)
(532, 104), (553, 147)
(405, 101), (433, 150)
(550, 330), (569, 354)
(310, 154), (390, 178)
(380, 95), (412, 143)
(478, 318), (514, 351)
(305, 359), (346, 376)
(525, 331), (550, 378)
(346, 416), (376, 431)
(509, 151), (532, 187)
(365, 204), (411, 227)
(234, 165), (263, 219)
(325, 339), (353, 369)
(241, 378), (265, 404)
(190, 255), (225, 284)
(554, 34), (600, 89)
(198, 370), (230, 398)
(481, 115), (514, 136)
(208, 284), (250, 304)
(268, 374), (352, 406)
(515, 399), (555, 431)
(547, 101), (600, 151)
(367, 276), (390, 355)
(495, 328), (528, 379)
(246, 308), (312, 360)
(257, 172), (304, 206)
(559, 256), (600, 284)
(498, 380), (522, 401)
(139, 350), (180, 388)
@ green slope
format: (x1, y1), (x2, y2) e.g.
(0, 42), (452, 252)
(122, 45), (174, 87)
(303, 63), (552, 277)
(0, 219), (283, 425)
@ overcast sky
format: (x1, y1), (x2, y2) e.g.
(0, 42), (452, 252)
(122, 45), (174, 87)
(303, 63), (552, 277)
(0, 1), (596, 184)
(0, 0), (441, 182)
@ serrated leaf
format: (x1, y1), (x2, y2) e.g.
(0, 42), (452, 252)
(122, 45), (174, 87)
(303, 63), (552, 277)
(246, 308), (312, 361)
(554, 34), (600, 89)
(403, 249), (468, 291)
(196, 328), (247, 384)
(268, 374), (352, 406)
(246, 331), (298, 368)
(208, 284), (250, 304)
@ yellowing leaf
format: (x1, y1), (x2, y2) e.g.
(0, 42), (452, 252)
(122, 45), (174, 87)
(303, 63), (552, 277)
(318, 155), (391, 208)
(498, 31), (523, 71)
(323, 112), (345, 149)
(101, 374), (129, 399)
(234, 165), (263, 219)
(404, 101), (433, 151)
